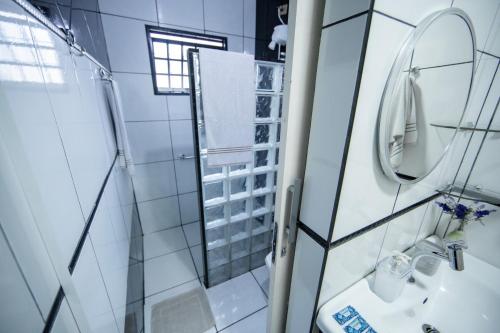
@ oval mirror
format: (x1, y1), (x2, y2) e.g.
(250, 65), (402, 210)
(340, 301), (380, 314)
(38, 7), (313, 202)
(378, 8), (476, 184)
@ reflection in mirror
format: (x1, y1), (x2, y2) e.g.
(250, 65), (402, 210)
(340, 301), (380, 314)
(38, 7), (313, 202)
(378, 8), (476, 184)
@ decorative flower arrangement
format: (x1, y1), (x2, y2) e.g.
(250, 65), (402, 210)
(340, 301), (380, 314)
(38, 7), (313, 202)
(436, 196), (496, 235)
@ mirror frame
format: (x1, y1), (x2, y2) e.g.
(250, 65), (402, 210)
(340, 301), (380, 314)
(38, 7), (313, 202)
(377, 8), (477, 184)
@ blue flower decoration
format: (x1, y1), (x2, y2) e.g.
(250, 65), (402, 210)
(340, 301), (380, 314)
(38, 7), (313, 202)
(436, 202), (452, 212)
(454, 204), (468, 219)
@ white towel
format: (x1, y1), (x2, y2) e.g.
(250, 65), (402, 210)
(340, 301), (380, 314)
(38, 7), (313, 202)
(389, 73), (418, 168)
(104, 79), (135, 175)
(199, 48), (255, 167)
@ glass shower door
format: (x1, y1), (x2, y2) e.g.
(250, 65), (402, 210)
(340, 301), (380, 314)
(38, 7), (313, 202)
(188, 51), (284, 287)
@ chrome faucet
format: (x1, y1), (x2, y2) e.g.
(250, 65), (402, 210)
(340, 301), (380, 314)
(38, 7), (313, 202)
(410, 239), (467, 272)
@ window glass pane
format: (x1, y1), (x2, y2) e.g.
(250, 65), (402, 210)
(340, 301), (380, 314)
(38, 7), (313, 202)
(169, 60), (182, 74)
(170, 75), (182, 88)
(183, 76), (190, 88)
(255, 150), (268, 168)
(153, 42), (167, 58)
(156, 74), (169, 89)
(168, 43), (182, 59)
(155, 59), (168, 74)
(183, 61), (188, 75)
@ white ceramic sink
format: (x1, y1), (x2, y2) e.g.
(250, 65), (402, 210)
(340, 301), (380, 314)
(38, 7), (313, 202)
(317, 252), (500, 332)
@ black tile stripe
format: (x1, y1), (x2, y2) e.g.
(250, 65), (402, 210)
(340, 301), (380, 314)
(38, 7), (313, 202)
(68, 153), (118, 274)
(42, 287), (65, 333)
(322, 10), (369, 30)
(373, 9), (416, 28)
(296, 221), (328, 249)
(329, 191), (442, 250)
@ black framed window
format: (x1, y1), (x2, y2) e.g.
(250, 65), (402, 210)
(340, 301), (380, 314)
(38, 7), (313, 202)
(146, 26), (227, 95)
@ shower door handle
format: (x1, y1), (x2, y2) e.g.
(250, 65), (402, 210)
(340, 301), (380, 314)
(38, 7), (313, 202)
(281, 178), (302, 257)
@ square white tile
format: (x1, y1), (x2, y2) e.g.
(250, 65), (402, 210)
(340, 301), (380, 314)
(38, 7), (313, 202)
(204, 0), (244, 35)
(299, 14), (369, 240)
(319, 224), (386, 307)
(374, 0), (452, 26)
(174, 159), (198, 194)
(167, 95), (192, 120)
(126, 121), (173, 164)
(170, 120), (194, 159)
(206, 272), (267, 330)
(183, 221), (201, 247)
(133, 161), (178, 202)
(323, 0), (370, 26)
(138, 196), (181, 234)
(113, 72), (168, 121)
(145, 249), (198, 297)
(101, 14), (153, 73)
(190, 244), (204, 278)
(99, 0), (157, 22)
(243, 0), (256, 38)
(157, 0), (204, 30)
(219, 306), (267, 333)
(179, 192), (200, 224)
(144, 227), (188, 260)
(243, 37), (255, 56)
(251, 265), (269, 297)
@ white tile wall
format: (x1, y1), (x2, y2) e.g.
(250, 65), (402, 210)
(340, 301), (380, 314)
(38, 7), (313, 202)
(99, 0), (157, 22)
(183, 221), (202, 247)
(126, 121), (173, 163)
(133, 161), (178, 201)
(167, 95), (192, 120)
(157, 0), (204, 29)
(299, 14), (369, 240)
(52, 299), (80, 333)
(170, 120), (195, 159)
(179, 192), (201, 224)
(98, 1), (258, 293)
(0, 228), (45, 333)
(374, 0), (452, 26)
(144, 227), (188, 259)
(318, 224), (386, 308)
(101, 14), (154, 73)
(174, 159), (198, 194)
(243, 0), (256, 38)
(286, 230), (325, 333)
(204, 0), (244, 35)
(323, 0), (370, 26)
(138, 196), (182, 234)
(113, 72), (169, 121)
(72, 241), (119, 333)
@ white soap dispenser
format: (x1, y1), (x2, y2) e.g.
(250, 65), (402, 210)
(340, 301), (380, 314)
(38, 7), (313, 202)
(371, 252), (412, 302)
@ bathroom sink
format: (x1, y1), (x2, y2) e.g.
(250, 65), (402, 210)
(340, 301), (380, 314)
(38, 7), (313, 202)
(317, 253), (500, 333)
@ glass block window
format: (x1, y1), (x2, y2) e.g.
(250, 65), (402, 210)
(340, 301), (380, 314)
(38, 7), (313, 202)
(146, 26), (226, 95)
(191, 52), (284, 286)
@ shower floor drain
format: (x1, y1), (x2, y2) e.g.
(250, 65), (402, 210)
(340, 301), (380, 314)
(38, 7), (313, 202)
(422, 324), (440, 333)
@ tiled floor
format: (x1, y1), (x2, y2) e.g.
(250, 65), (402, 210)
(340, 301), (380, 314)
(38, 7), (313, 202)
(144, 222), (270, 333)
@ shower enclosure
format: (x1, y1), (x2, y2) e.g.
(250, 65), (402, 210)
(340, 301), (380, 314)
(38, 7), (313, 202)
(188, 51), (284, 286)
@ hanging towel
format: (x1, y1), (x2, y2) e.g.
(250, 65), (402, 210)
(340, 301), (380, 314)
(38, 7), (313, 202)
(199, 48), (255, 167)
(389, 73), (418, 168)
(104, 79), (135, 175)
